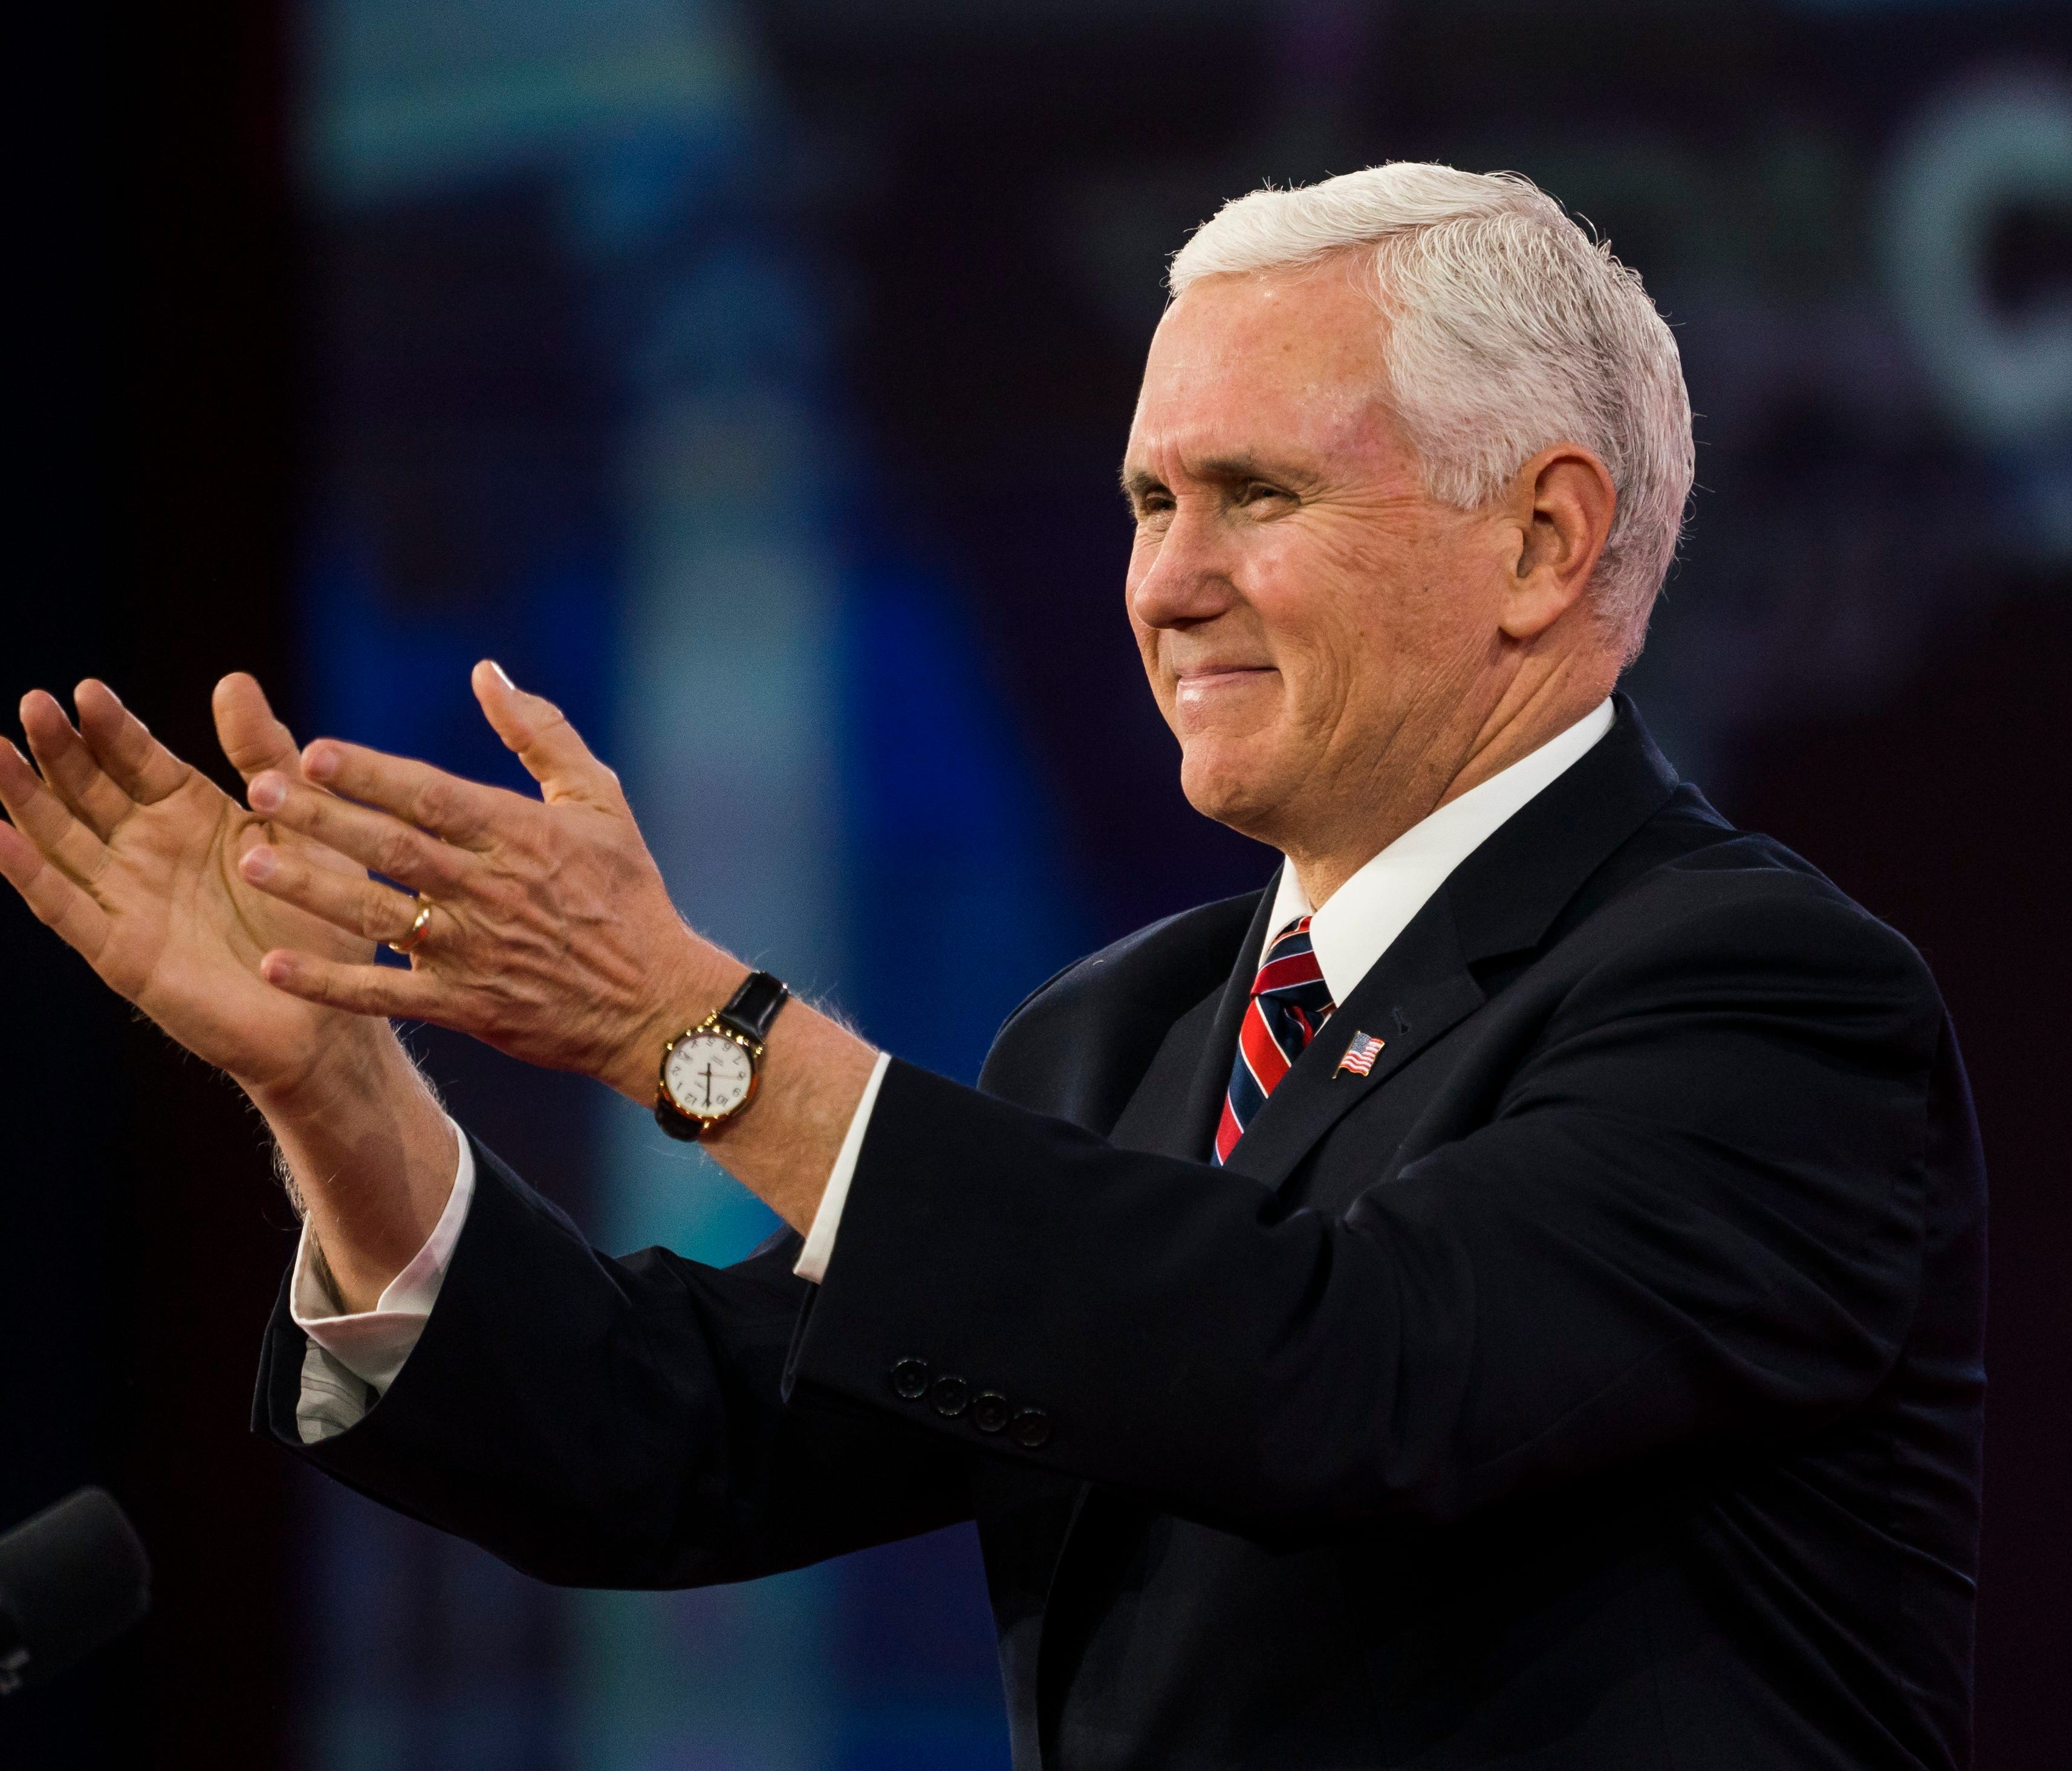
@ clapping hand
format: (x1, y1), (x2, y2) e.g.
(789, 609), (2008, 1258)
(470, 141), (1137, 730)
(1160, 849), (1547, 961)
(233, 661), (722, 1105)
(0, 674), (389, 1101)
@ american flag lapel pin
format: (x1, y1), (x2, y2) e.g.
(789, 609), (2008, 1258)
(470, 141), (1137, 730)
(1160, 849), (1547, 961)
(1335, 1030), (1386, 1077)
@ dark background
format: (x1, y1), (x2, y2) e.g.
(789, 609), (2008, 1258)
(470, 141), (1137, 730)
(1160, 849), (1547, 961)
(3, 1), (2067, 1766)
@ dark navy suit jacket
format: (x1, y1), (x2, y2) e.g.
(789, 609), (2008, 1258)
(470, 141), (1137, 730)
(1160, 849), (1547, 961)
(257, 698), (1986, 1769)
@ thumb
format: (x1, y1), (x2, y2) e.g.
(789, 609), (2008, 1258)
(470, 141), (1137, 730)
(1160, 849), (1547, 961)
(213, 673), (302, 784)
(472, 661), (622, 806)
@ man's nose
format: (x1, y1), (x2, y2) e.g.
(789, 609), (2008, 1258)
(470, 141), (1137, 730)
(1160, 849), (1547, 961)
(1129, 502), (1239, 631)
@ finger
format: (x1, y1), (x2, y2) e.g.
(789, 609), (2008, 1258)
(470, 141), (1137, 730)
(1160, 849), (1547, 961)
(258, 947), (445, 1021)
(0, 814), (113, 958)
(472, 660), (623, 807)
(19, 690), (134, 839)
(299, 739), (510, 850)
(239, 840), (424, 945)
(213, 672), (302, 785)
(245, 770), (472, 895)
(0, 735), (111, 889)
(74, 680), (192, 805)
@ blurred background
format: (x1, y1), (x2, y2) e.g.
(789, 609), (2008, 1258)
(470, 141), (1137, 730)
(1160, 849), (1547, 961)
(3, 0), (2068, 1766)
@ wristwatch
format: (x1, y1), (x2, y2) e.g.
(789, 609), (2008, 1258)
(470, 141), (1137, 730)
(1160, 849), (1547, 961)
(655, 970), (791, 1141)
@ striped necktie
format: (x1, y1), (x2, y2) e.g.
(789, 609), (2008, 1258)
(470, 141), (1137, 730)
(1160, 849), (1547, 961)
(1213, 915), (1335, 1165)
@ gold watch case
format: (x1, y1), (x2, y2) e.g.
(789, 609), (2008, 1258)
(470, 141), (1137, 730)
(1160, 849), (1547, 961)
(655, 1013), (765, 1137)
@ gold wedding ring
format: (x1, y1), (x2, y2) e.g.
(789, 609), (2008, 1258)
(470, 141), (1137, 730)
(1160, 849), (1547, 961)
(387, 901), (435, 957)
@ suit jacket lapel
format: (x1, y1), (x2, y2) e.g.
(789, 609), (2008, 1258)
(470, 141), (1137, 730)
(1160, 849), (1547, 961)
(1220, 893), (1486, 1189)
(1223, 693), (1682, 1192)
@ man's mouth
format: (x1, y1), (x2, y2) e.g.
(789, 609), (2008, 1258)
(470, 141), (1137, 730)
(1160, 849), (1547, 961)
(1174, 666), (1275, 697)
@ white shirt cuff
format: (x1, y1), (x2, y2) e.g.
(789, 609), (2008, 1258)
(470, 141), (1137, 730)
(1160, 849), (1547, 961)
(291, 1118), (474, 1443)
(794, 1050), (891, 1285)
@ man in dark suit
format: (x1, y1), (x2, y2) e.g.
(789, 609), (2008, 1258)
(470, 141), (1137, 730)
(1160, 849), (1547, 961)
(0, 165), (1983, 1768)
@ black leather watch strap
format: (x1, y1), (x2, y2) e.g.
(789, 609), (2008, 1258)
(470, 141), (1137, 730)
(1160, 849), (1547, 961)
(715, 969), (790, 1045)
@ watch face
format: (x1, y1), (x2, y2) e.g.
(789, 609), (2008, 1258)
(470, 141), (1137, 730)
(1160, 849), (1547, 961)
(663, 1030), (755, 1121)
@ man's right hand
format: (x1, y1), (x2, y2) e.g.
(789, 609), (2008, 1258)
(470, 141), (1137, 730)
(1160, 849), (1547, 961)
(0, 673), (375, 1094)
(0, 674), (458, 1307)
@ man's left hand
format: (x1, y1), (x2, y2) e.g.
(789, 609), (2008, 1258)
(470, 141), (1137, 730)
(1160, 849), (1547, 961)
(239, 660), (731, 1105)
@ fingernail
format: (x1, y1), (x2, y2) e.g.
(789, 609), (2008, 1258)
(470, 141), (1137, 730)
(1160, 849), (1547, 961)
(259, 953), (292, 987)
(303, 743), (338, 782)
(242, 845), (276, 882)
(489, 660), (515, 689)
(250, 773), (285, 813)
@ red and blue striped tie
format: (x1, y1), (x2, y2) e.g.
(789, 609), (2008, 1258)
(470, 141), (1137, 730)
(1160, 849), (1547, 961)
(1213, 916), (1335, 1165)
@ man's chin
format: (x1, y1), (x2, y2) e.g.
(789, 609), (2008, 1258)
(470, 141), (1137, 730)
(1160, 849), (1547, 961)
(1177, 755), (1287, 842)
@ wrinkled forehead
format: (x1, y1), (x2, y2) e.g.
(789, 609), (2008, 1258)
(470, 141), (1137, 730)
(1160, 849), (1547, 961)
(1125, 264), (1399, 478)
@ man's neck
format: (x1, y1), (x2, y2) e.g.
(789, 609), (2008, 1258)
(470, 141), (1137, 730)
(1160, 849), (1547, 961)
(1285, 683), (1616, 908)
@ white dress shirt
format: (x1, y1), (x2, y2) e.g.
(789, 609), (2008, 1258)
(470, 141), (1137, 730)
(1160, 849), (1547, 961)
(291, 698), (1615, 1443)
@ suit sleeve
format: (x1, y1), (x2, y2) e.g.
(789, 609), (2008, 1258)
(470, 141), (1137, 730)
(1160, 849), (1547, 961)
(254, 1136), (972, 1588)
(784, 882), (1944, 1536)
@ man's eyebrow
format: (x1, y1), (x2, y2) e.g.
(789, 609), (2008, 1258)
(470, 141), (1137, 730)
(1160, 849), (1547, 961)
(1119, 455), (1325, 499)
(1192, 453), (1325, 490)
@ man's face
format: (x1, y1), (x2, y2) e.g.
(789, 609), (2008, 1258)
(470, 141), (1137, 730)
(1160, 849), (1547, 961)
(1122, 264), (1516, 855)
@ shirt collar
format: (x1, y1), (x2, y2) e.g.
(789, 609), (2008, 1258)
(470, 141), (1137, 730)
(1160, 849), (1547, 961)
(1266, 698), (1616, 1006)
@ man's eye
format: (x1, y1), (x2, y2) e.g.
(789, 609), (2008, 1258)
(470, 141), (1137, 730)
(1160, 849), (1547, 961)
(1239, 482), (1290, 506)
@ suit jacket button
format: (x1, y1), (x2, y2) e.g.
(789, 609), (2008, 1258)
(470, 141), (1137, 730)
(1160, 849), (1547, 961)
(970, 1391), (1012, 1434)
(890, 1358), (929, 1400)
(1010, 1408), (1052, 1449)
(929, 1375), (970, 1418)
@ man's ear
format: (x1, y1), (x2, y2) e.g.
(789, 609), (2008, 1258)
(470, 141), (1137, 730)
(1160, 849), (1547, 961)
(1498, 444), (1617, 642)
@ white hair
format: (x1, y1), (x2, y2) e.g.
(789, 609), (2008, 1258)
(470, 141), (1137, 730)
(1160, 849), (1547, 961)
(1168, 163), (1694, 650)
